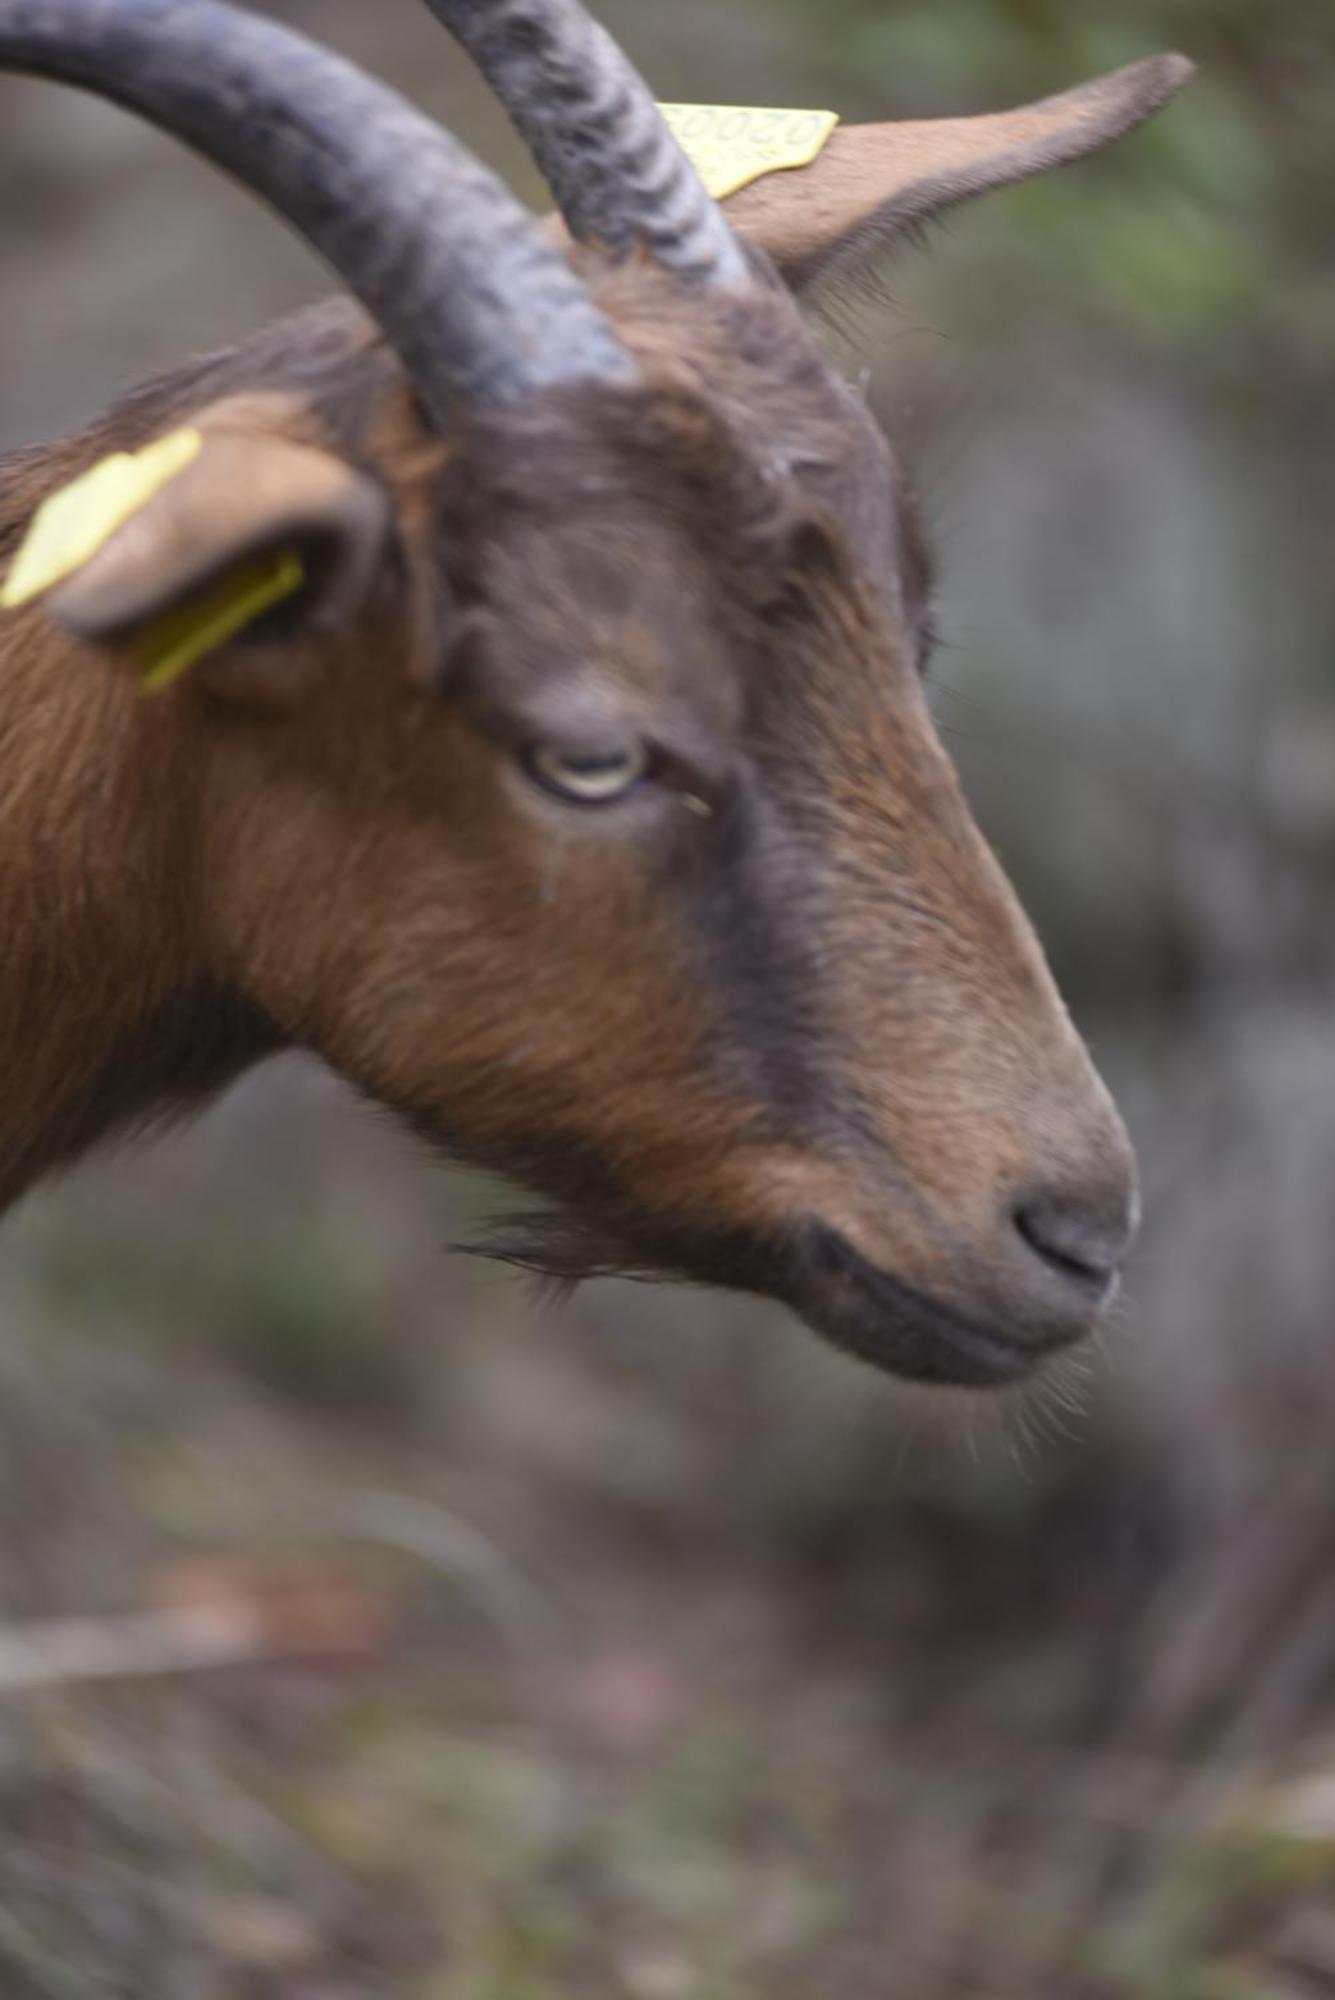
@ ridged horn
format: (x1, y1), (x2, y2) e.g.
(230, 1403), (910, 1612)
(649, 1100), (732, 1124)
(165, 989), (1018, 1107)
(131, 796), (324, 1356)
(0, 0), (635, 424)
(420, 0), (752, 289)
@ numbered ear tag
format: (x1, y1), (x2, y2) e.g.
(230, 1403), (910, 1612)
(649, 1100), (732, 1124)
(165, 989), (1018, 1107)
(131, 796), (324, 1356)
(2, 429), (203, 609)
(658, 104), (841, 201)
(134, 548), (307, 694)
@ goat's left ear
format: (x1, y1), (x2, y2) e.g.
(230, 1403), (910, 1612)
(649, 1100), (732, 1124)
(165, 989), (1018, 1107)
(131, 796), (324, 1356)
(15, 393), (393, 703)
(723, 54), (1193, 298)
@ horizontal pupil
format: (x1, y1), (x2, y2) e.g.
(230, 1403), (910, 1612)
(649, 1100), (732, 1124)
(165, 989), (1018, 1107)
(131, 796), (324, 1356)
(524, 743), (648, 804)
(559, 753), (632, 774)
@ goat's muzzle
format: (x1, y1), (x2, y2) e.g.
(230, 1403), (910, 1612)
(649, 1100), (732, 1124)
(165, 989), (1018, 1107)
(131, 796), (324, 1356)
(779, 1114), (1140, 1385)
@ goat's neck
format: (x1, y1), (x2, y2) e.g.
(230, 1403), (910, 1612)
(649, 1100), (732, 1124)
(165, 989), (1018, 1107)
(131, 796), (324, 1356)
(0, 624), (266, 1209)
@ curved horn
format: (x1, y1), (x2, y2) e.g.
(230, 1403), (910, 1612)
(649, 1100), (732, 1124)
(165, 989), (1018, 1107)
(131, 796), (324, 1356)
(420, 0), (751, 290)
(0, 0), (634, 423)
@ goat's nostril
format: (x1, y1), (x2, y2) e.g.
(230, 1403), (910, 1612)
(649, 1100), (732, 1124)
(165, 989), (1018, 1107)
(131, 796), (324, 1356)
(1013, 1193), (1131, 1299)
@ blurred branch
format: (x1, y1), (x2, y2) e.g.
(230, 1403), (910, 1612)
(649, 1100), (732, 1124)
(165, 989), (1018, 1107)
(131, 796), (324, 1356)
(0, 1608), (274, 1694)
(346, 1492), (571, 1742)
(0, 1567), (382, 1695)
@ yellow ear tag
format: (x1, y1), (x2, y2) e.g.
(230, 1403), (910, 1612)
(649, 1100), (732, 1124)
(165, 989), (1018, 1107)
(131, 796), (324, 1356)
(658, 104), (840, 202)
(1, 428), (204, 610)
(134, 548), (308, 694)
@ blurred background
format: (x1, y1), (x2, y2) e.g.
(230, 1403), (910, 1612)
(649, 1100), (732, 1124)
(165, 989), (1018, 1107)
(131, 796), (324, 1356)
(1, 2), (1334, 1994)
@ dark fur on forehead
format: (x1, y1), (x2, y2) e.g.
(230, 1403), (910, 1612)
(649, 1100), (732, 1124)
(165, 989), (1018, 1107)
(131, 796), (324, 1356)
(434, 259), (904, 620)
(594, 257), (914, 636)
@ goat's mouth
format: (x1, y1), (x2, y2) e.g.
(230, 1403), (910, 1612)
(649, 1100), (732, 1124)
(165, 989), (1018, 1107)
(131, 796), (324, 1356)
(467, 1208), (1087, 1388)
(775, 1223), (1092, 1386)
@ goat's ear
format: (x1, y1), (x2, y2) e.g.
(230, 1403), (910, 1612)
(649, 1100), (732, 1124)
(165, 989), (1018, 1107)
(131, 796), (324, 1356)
(14, 394), (393, 704)
(722, 55), (1193, 297)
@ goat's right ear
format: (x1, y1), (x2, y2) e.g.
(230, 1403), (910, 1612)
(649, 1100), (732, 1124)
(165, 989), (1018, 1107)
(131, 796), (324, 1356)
(4, 395), (394, 703)
(721, 54), (1193, 298)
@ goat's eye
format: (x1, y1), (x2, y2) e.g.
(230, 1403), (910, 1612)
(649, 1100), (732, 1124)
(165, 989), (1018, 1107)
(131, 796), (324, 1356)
(525, 740), (650, 806)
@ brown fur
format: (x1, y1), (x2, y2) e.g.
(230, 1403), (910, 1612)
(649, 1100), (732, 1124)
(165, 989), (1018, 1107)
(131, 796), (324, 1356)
(0, 60), (1191, 1380)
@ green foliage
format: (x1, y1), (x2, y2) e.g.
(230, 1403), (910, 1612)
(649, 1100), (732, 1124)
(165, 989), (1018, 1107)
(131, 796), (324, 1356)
(775, 0), (1335, 354)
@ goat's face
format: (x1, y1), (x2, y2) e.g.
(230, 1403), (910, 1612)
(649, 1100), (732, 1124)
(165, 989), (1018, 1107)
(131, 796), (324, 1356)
(1, 2), (1184, 1383)
(158, 276), (1134, 1387)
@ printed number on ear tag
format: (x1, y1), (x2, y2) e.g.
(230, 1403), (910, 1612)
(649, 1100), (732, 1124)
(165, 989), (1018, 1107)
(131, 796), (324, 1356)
(658, 105), (840, 202)
(1, 429), (204, 609)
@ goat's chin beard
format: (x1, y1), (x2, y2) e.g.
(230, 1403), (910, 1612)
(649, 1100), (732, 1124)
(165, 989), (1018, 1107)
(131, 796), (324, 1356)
(461, 1205), (1079, 1393)
(459, 1209), (676, 1294)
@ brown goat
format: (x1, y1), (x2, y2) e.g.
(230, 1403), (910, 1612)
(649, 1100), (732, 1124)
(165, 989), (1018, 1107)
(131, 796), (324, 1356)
(0, 0), (1191, 1386)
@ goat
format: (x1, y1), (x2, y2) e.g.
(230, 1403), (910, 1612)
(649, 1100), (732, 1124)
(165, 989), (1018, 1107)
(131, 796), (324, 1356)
(0, 0), (1190, 1386)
